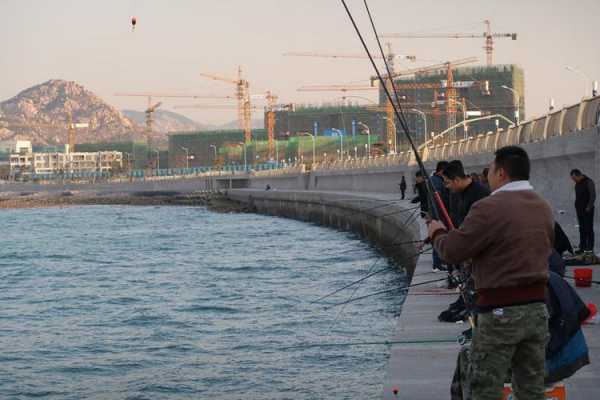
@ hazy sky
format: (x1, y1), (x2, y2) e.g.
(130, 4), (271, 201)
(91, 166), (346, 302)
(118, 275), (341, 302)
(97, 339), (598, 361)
(1, 0), (599, 125)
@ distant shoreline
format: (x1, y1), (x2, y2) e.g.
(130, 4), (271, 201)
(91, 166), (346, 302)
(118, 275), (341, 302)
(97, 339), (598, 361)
(0, 191), (246, 213)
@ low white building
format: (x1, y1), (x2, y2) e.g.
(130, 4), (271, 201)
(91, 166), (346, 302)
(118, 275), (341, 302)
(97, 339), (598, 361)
(0, 139), (32, 154)
(10, 151), (123, 176)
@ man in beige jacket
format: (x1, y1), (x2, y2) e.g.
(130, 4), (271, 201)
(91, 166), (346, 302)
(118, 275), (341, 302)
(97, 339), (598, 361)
(428, 146), (554, 400)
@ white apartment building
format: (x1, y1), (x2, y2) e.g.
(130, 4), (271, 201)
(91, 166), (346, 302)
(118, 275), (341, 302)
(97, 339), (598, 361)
(10, 151), (123, 175)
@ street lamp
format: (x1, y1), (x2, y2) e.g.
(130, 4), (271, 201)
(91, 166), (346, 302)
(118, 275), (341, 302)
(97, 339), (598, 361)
(236, 142), (247, 171)
(154, 149), (160, 170)
(180, 146), (189, 169)
(299, 132), (316, 164)
(500, 85), (520, 124)
(409, 109), (427, 144)
(565, 65), (598, 97)
(331, 128), (343, 157)
(357, 121), (371, 157)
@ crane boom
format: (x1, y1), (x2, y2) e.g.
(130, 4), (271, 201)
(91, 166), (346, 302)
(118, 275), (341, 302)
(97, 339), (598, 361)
(283, 52), (416, 61)
(380, 20), (516, 65)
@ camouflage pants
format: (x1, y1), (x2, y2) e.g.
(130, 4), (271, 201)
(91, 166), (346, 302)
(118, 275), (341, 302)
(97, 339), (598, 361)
(471, 302), (548, 400)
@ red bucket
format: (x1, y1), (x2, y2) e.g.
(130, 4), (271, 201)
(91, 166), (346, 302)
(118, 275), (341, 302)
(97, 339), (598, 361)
(574, 268), (593, 287)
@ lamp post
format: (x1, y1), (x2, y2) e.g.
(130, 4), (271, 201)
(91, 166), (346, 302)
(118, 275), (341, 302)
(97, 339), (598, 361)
(331, 128), (343, 157)
(409, 109), (428, 144)
(180, 146), (189, 169)
(565, 65), (597, 97)
(154, 149), (160, 170)
(236, 142), (247, 171)
(357, 121), (371, 158)
(300, 132), (316, 164)
(500, 85), (520, 124)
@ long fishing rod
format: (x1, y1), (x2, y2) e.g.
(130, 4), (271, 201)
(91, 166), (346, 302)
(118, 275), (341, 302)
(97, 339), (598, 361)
(282, 337), (457, 351)
(354, 1), (478, 331)
(323, 277), (448, 310)
(339, 0), (454, 230)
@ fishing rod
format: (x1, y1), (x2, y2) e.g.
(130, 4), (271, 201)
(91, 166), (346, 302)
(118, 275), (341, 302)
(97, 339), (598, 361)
(323, 277), (448, 309)
(346, 1), (479, 332)
(340, 0), (454, 229)
(282, 337), (457, 351)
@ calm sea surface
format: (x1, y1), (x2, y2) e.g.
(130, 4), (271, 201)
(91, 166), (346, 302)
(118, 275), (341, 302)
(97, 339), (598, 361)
(0, 206), (408, 399)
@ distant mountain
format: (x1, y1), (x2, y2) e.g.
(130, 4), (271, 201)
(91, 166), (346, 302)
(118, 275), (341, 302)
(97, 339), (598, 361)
(0, 79), (143, 146)
(122, 109), (214, 134)
(217, 118), (264, 130)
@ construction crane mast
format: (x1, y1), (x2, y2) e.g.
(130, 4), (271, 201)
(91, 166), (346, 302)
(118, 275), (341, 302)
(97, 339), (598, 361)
(114, 92), (234, 148)
(380, 20), (516, 65)
(199, 67), (253, 143)
(265, 91), (278, 161)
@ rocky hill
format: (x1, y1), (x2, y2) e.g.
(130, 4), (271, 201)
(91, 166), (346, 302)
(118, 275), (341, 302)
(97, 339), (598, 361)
(0, 80), (143, 146)
(122, 109), (214, 134)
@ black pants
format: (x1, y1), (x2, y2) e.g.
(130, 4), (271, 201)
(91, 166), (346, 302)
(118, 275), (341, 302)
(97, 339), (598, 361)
(400, 188), (406, 199)
(577, 207), (595, 251)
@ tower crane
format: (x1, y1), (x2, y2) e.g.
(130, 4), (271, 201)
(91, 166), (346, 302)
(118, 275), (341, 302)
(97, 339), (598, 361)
(1, 115), (88, 152)
(114, 92), (235, 147)
(265, 91), (278, 161)
(380, 20), (517, 65)
(298, 57), (478, 145)
(199, 67), (253, 143)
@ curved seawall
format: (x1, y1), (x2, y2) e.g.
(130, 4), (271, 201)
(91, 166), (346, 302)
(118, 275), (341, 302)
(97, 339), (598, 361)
(226, 189), (422, 276)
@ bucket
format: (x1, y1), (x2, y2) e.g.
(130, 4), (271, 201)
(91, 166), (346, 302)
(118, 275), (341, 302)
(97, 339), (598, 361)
(574, 268), (593, 287)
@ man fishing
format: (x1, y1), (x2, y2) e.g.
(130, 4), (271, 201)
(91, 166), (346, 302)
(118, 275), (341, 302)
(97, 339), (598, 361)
(427, 146), (554, 400)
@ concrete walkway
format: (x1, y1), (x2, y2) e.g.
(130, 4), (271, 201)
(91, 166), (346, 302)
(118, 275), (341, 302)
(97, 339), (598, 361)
(383, 220), (600, 399)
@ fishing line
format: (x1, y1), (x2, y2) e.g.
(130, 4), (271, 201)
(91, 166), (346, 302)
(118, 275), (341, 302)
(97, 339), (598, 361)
(323, 277), (448, 310)
(313, 244), (433, 305)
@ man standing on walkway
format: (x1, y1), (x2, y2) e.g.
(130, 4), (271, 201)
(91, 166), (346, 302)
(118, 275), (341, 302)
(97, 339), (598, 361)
(570, 169), (596, 254)
(399, 175), (407, 199)
(428, 146), (554, 400)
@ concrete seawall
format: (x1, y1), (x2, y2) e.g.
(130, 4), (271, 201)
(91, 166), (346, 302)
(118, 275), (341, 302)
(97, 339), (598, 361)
(226, 189), (421, 276)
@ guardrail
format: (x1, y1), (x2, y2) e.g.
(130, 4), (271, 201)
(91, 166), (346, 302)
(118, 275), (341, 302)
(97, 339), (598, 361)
(420, 95), (600, 161)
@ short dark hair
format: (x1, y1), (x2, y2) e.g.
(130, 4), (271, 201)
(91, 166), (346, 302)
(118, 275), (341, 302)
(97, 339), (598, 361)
(494, 146), (530, 180)
(482, 167), (489, 178)
(443, 160), (466, 180)
(570, 169), (582, 177)
(415, 170), (423, 177)
(436, 161), (449, 173)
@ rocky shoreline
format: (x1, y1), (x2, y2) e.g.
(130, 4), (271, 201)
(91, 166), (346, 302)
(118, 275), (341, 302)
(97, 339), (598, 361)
(0, 190), (249, 213)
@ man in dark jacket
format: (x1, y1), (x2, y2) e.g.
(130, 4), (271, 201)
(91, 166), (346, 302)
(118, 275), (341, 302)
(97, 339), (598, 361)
(411, 171), (428, 217)
(570, 169), (596, 253)
(443, 160), (490, 227)
(431, 161), (449, 271)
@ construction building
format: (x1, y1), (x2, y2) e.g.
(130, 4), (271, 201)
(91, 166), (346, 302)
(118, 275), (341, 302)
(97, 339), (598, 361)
(271, 104), (385, 138)
(388, 64), (524, 150)
(169, 129), (267, 168)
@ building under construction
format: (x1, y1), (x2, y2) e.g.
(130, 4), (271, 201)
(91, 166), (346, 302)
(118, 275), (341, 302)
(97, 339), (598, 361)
(272, 64), (524, 152)
(389, 64), (524, 150)
(271, 104), (385, 139)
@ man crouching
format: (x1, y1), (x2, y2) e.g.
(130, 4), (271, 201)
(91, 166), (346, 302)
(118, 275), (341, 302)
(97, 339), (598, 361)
(428, 146), (554, 400)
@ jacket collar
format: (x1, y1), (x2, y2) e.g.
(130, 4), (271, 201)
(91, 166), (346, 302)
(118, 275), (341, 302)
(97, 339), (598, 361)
(491, 180), (534, 195)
